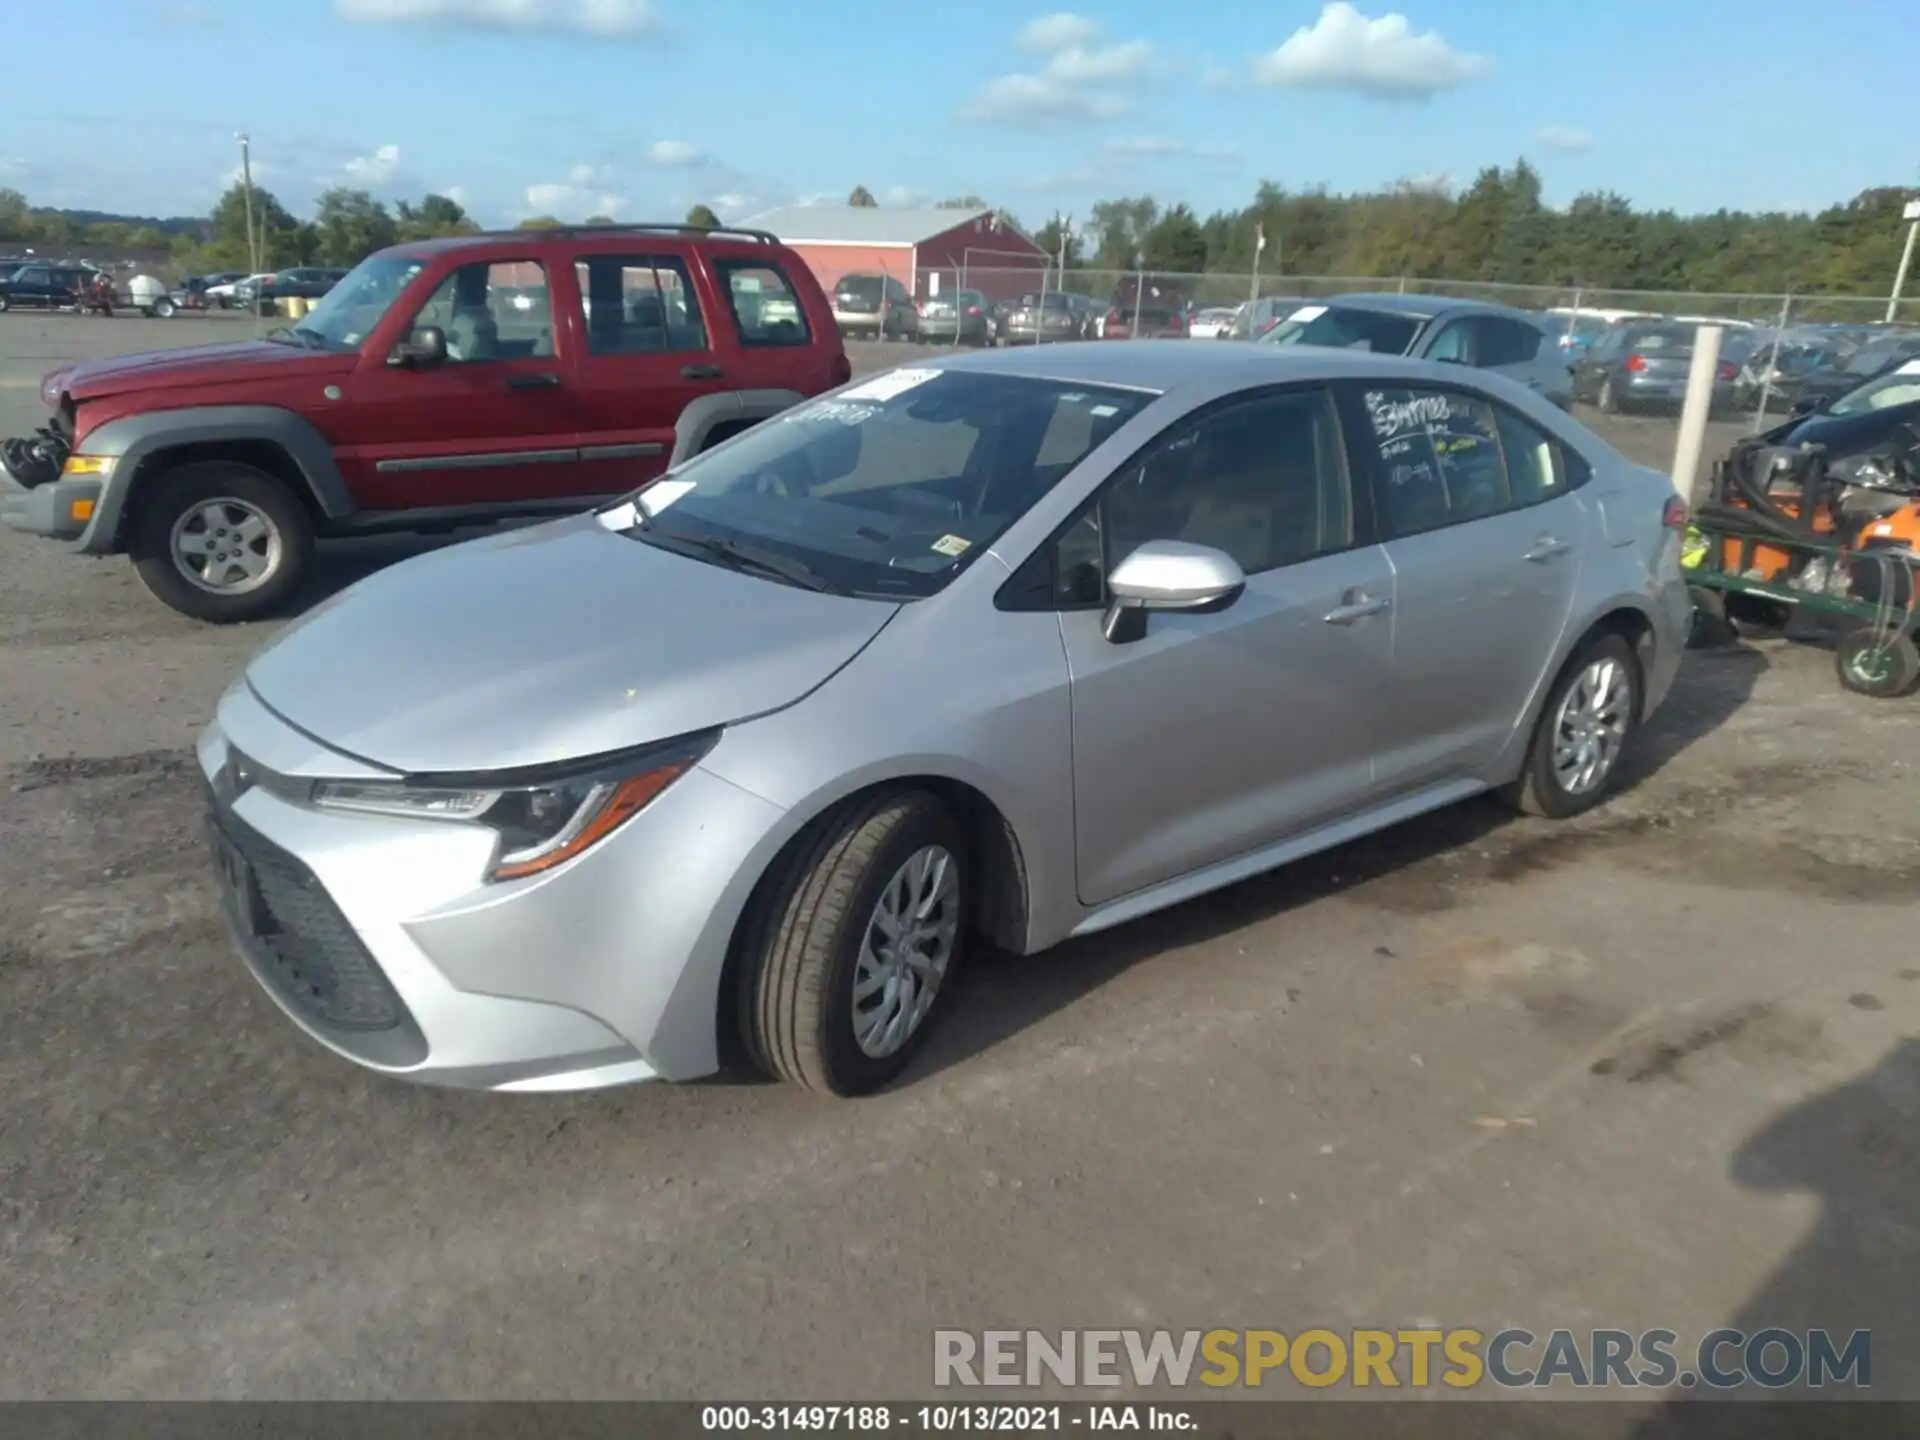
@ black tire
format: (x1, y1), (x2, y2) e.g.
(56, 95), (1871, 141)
(1725, 593), (1794, 638)
(737, 790), (967, 1096)
(1497, 633), (1642, 819)
(1834, 629), (1920, 699)
(129, 461), (315, 623)
(153, 297), (176, 318)
(0, 293), (10, 313)
(1597, 377), (1621, 415)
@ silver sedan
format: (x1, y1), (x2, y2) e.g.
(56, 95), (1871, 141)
(199, 343), (1691, 1097)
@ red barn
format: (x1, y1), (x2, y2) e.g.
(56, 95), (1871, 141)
(742, 204), (1048, 306)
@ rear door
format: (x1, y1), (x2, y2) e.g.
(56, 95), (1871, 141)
(570, 247), (733, 494)
(1341, 381), (1588, 791)
(332, 255), (583, 511)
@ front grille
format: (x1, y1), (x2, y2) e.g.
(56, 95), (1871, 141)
(206, 794), (411, 1034)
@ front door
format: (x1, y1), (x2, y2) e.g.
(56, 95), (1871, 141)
(334, 257), (581, 511)
(1056, 385), (1395, 907)
(568, 249), (733, 495)
(1343, 382), (1586, 791)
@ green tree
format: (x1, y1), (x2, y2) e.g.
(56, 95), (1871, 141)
(1033, 215), (1083, 269)
(848, 185), (877, 208)
(517, 215), (564, 229)
(312, 188), (399, 267)
(1143, 203), (1207, 275)
(207, 181), (302, 268)
(0, 187), (31, 242)
(583, 214), (616, 226)
(1087, 196), (1159, 269)
(685, 203), (721, 229)
(939, 195), (989, 209)
(395, 193), (477, 240)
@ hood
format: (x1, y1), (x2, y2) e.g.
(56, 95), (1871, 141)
(60, 339), (348, 402)
(1767, 401), (1920, 458)
(244, 514), (900, 775)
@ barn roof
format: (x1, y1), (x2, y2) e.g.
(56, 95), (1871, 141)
(741, 204), (1001, 246)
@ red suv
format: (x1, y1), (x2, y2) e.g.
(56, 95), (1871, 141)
(1, 224), (849, 621)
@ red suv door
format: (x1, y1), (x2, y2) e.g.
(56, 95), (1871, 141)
(332, 254), (583, 510)
(565, 245), (735, 494)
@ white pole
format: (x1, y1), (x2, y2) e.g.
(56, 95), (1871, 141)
(1886, 212), (1920, 323)
(1752, 291), (1792, 431)
(237, 133), (259, 279)
(1670, 325), (1724, 502)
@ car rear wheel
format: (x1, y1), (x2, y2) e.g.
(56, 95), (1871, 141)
(130, 461), (314, 623)
(1597, 377), (1621, 415)
(0, 293), (10, 313)
(153, 297), (176, 318)
(1498, 633), (1641, 819)
(737, 789), (967, 1096)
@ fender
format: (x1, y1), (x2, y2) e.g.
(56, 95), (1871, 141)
(668, 388), (807, 468)
(69, 405), (355, 555)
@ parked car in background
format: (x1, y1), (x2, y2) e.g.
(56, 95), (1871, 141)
(831, 273), (917, 340)
(1786, 330), (1920, 414)
(1569, 319), (1739, 415)
(1003, 292), (1086, 344)
(234, 268), (349, 307)
(0, 261), (99, 312)
(188, 340), (1688, 1098)
(1, 223), (850, 622)
(1262, 295), (1572, 408)
(1225, 296), (1311, 341)
(205, 272), (270, 308)
(1104, 282), (1191, 340)
(916, 288), (992, 346)
(1188, 305), (1240, 340)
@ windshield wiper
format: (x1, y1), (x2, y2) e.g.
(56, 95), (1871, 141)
(263, 325), (323, 349)
(645, 531), (848, 595)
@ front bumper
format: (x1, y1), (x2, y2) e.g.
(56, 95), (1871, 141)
(0, 474), (101, 543)
(197, 681), (792, 1091)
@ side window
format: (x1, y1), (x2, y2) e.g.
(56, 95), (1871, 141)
(1495, 406), (1567, 507)
(714, 260), (811, 347)
(410, 260), (554, 363)
(1361, 387), (1511, 537)
(573, 254), (707, 355)
(1425, 320), (1474, 364)
(1483, 318), (1543, 367)
(20, 267), (50, 286)
(1077, 387), (1351, 590)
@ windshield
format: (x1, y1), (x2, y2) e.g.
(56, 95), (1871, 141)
(1262, 304), (1423, 354)
(836, 276), (882, 298)
(289, 253), (427, 350)
(616, 369), (1152, 600)
(1827, 361), (1920, 418)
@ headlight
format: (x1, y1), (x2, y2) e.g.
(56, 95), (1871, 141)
(61, 454), (115, 478)
(310, 731), (717, 882)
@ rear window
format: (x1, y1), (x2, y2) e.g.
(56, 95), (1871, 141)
(1266, 304), (1423, 355)
(1625, 328), (1693, 352)
(835, 276), (882, 297)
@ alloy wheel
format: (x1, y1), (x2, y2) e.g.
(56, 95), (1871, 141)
(169, 497), (283, 595)
(851, 844), (960, 1059)
(1551, 657), (1632, 796)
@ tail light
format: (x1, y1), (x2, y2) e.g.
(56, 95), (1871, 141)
(1718, 362), (1737, 381)
(1624, 354), (1647, 373)
(829, 354), (852, 387)
(966, 304), (981, 316)
(1663, 496), (1688, 531)
(1107, 309), (1123, 324)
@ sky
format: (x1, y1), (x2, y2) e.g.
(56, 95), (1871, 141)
(7, 0), (1917, 231)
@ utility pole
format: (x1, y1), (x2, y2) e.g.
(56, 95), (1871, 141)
(236, 132), (260, 278)
(1887, 198), (1920, 324)
(1249, 222), (1264, 306)
(1055, 212), (1074, 287)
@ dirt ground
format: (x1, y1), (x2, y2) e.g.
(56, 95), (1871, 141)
(1, 312), (1916, 1419)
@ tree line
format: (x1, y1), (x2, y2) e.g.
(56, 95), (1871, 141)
(6, 161), (1916, 298)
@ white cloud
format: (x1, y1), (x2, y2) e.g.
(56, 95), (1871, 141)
(524, 181), (626, 218)
(1252, 3), (1490, 99)
(1011, 167), (1104, 192)
(960, 29), (1156, 124)
(1102, 135), (1187, 157)
(1015, 12), (1102, 54)
(223, 159), (275, 187)
(341, 143), (403, 185)
(442, 184), (471, 207)
(883, 185), (926, 207)
(712, 192), (756, 215)
(332, 0), (662, 37)
(1400, 171), (1455, 194)
(1536, 124), (1593, 153)
(645, 140), (707, 167)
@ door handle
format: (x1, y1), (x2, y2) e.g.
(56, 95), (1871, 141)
(1323, 592), (1391, 625)
(506, 373), (561, 390)
(1523, 536), (1572, 562)
(681, 362), (724, 380)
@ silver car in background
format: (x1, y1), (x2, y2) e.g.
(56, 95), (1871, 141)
(199, 343), (1689, 1098)
(1263, 294), (1575, 409)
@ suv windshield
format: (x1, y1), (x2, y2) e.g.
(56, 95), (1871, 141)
(617, 369), (1151, 600)
(1263, 304), (1423, 354)
(288, 253), (429, 350)
(1826, 361), (1920, 418)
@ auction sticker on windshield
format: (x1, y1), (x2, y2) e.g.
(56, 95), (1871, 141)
(841, 368), (941, 402)
(1287, 305), (1328, 323)
(930, 534), (972, 557)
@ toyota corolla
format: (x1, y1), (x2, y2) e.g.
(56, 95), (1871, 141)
(199, 343), (1689, 1097)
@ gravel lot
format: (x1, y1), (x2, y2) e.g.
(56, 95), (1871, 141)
(2, 312), (1917, 1412)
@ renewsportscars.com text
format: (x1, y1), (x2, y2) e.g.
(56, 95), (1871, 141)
(933, 1328), (1871, 1391)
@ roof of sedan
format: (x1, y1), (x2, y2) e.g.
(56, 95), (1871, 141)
(919, 338), (1466, 393)
(1324, 291), (1542, 322)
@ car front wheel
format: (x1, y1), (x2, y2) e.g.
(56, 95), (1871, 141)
(738, 790), (967, 1096)
(1498, 633), (1641, 819)
(130, 461), (315, 623)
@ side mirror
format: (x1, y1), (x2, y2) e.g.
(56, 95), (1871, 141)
(388, 325), (447, 368)
(1791, 393), (1820, 415)
(1102, 539), (1246, 644)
